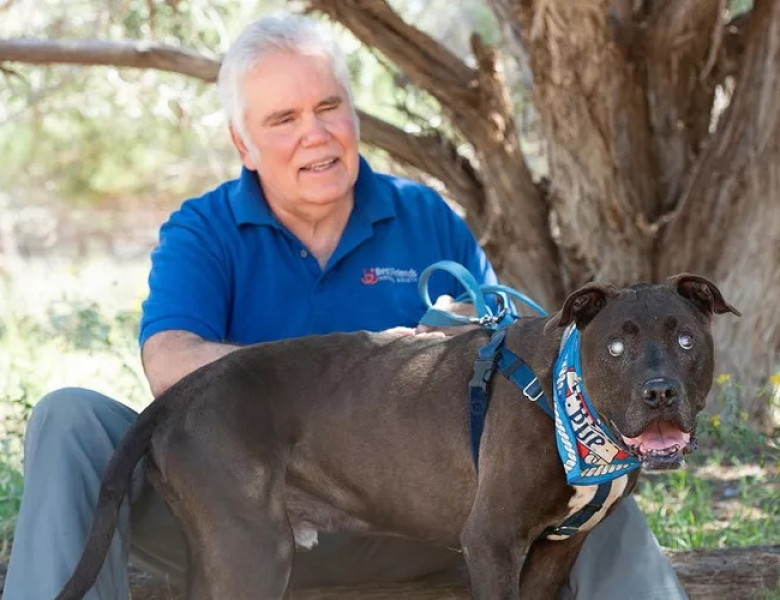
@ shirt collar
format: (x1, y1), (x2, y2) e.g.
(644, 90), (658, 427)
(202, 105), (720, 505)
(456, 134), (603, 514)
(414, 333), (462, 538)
(229, 155), (396, 228)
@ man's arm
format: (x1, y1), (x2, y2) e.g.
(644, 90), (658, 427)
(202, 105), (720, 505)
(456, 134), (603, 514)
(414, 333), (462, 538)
(141, 330), (241, 398)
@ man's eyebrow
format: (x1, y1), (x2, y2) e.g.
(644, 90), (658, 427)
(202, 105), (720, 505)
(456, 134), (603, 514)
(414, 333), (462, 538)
(316, 96), (342, 108)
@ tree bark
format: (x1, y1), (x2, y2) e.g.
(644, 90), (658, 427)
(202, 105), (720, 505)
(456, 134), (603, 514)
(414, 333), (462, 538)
(658, 0), (780, 422)
(487, 0), (727, 289)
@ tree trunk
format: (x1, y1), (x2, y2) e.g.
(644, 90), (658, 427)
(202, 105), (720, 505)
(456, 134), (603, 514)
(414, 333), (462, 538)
(659, 0), (780, 424)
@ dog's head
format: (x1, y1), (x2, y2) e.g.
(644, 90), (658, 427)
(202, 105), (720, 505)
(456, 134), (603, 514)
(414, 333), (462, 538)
(551, 274), (740, 471)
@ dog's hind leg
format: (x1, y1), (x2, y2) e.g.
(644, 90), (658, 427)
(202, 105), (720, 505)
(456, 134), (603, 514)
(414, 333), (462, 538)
(181, 494), (294, 600)
(155, 435), (294, 599)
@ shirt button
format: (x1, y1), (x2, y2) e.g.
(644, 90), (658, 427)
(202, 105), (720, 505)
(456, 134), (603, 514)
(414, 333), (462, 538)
(299, 249), (308, 258)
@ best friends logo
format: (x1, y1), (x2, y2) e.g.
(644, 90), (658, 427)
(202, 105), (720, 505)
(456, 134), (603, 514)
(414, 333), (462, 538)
(361, 267), (418, 285)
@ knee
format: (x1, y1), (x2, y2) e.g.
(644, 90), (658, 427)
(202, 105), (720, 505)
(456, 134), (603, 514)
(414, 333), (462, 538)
(27, 387), (125, 445)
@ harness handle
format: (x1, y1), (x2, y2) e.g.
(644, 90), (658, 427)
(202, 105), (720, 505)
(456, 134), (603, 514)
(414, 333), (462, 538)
(417, 261), (547, 330)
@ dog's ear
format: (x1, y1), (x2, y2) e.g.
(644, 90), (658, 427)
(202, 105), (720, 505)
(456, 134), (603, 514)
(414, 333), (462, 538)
(667, 273), (741, 318)
(551, 282), (620, 330)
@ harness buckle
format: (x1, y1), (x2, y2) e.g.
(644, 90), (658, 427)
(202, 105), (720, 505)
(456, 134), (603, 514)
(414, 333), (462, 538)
(470, 357), (497, 391)
(522, 377), (544, 402)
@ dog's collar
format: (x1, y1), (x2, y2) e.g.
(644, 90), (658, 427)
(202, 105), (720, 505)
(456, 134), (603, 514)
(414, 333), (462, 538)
(552, 325), (641, 485)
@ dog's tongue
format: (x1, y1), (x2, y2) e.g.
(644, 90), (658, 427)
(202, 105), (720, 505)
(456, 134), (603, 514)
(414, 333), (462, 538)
(622, 421), (690, 451)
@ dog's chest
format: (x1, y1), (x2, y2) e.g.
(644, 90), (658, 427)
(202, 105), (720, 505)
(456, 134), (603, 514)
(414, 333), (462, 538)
(545, 475), (629, 541)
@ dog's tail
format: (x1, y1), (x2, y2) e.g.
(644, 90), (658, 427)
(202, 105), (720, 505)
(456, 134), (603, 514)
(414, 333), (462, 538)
(55, 399), (169, 600)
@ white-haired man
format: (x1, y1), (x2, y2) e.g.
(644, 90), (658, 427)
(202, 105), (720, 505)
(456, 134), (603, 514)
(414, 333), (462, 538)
(5, 14), (687, 600)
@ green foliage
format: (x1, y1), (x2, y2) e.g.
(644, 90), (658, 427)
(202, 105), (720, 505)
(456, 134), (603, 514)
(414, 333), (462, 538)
(0, 264), (149, 559)
(637, 465), (780, 550)
(0, 0), (287, 208)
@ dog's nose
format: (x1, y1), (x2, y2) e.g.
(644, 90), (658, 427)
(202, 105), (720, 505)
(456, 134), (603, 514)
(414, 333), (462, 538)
(642, 377), (679, 408)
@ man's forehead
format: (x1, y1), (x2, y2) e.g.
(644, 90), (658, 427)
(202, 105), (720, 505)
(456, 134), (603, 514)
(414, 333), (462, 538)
(243, 53), (348, 111)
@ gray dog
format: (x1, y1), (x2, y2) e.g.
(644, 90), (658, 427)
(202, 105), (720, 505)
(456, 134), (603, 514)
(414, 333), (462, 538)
(57, 274), (739, 599)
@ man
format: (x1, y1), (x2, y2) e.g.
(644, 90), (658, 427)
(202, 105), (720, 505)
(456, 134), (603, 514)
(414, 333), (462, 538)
(4, 14), (686, 600)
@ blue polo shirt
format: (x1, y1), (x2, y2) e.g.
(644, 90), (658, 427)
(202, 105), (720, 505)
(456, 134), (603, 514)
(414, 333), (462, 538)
(139, 156), (497, 347)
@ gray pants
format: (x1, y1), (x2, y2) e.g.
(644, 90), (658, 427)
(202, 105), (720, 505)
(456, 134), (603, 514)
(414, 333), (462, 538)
(4, 388), (687, 599)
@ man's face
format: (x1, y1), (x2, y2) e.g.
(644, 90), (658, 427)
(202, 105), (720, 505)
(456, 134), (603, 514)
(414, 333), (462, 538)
(231, 51), (360, 219)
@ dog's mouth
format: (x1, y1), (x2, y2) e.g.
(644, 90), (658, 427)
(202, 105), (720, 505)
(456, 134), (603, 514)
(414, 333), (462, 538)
(616, 420), (696, 471)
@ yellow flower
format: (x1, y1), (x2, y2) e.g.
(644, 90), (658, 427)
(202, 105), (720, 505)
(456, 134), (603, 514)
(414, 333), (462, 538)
(715, 373), (732, 385)
(769, 373), (780, 388)
(710, 415), (721, 428)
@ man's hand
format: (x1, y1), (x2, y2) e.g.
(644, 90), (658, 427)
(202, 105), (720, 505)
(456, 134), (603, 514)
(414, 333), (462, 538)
(415, 295), (483, 336)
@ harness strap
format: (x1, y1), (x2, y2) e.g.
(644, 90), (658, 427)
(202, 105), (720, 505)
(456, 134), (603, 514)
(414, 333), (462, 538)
(542, 482), (612, 539)
(468, 328), (507, 471)
(496, 348), (554, 419)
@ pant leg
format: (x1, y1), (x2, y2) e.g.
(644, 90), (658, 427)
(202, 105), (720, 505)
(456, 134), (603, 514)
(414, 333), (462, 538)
(4, 388), (140, 600)
(562, 496), (688, 600)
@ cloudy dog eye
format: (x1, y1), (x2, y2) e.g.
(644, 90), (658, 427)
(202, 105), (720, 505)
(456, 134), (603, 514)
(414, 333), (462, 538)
(608, 339), (624, 357)
(678, 333), (693, 350)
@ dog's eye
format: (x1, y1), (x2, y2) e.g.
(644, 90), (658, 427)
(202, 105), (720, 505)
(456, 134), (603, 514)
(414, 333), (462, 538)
(678, 333), (693, 350)
(608, 339), (624, 357)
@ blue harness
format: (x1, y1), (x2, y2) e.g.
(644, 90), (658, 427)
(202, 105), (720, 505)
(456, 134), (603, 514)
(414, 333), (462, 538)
(418, 261), (638, 539)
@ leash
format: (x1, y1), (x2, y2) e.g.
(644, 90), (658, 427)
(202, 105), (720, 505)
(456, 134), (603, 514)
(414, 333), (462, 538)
(417, 261), (547, 329)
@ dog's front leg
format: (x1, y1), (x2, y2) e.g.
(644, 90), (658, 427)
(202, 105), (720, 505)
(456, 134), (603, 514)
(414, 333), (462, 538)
(518, 534), (586, 598)
(460, 511), (527, 600)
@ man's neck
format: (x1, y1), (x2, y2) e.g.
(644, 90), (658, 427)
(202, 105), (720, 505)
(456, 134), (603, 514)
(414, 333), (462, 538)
(270, 196), (354, 269)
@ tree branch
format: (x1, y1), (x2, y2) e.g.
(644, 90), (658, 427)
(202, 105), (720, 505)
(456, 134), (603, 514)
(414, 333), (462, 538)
(0, 38), (221, 81)
(302, 0), (479, 118)
(359, 112), (485, 221)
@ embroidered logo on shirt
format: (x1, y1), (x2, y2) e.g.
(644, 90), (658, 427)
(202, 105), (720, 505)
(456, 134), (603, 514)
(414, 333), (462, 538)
(361, 267), (418, 285)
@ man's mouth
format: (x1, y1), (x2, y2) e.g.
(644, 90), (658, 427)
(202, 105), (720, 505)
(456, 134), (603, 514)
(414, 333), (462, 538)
(301, 158), (339, 173)
(619, 420), (694, 470)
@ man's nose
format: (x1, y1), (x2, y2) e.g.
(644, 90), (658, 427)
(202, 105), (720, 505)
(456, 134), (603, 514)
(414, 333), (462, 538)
(301, 115), (330, 145)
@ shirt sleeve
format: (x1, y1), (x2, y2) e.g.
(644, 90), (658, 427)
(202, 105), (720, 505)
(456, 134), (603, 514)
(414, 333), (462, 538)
(138, 200), (232, 347)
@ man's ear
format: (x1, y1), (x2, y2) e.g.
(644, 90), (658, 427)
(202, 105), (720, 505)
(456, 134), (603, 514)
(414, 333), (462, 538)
(549, 283), (620, 331)
(666, 273), (741, 318)
(229, 123), (258, 171)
